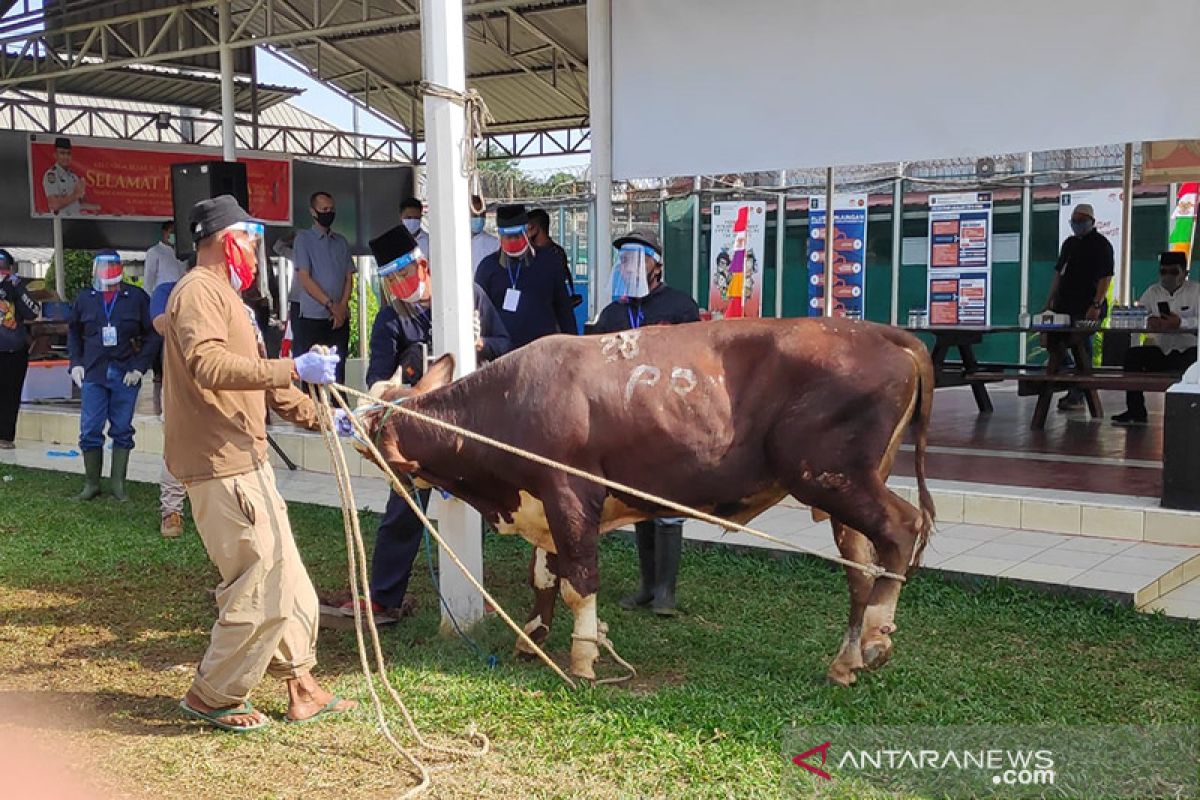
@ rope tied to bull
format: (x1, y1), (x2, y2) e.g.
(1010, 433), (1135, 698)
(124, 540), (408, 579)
(337, 382), (906, 584)
(418, 81), (494, 215)
(309, 380), (497, 800)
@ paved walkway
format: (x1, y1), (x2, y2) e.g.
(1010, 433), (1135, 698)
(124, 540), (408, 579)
(3, 439), (1198, 620)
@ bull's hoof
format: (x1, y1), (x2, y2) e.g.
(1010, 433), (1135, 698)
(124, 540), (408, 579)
(515, 648), (541, 663)
(826, 661), (858, 687)
(861, 637), (893, 671)
(569, 639), (600, 682)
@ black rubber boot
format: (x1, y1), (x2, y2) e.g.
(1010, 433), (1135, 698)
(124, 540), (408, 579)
(76, 449), (103, 501)
(651, 522), (684, 617)
(619, 521), (657, 610)
(109, 447), (131, 503)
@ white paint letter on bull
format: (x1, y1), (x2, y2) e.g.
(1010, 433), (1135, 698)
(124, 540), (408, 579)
(600, 330), (641, 362)
(670, 367), (697, 395)
(624, 364), (661, 403)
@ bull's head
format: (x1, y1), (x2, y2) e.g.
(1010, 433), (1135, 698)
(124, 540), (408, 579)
(354, 353), (456, 476)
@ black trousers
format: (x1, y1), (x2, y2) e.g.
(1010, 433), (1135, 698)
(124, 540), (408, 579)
(0, 348), (30, 442)
(292, 315), (351, 386)
(370, 489), (432, 608)
(1123, 345), (1198, 414)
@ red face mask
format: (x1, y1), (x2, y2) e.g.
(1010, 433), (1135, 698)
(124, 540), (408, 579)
(500, 233), (529, 257)
(386, 270), (425, 304)
(223, 233), (257, 292)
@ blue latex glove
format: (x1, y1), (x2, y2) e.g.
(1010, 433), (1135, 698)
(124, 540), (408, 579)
(333, 408), (354, 438)
(295, 347), (339, 385)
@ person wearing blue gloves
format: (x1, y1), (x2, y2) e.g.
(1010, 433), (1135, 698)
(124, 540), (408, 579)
(67, 250), (156, 501)
(163, 195), (353, 731)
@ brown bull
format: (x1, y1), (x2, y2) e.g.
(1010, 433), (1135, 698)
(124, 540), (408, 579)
(359, 317), (935, 686)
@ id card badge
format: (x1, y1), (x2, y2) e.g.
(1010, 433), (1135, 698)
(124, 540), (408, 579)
(503, 288), (521, 312)
(101, 324), (118, 347)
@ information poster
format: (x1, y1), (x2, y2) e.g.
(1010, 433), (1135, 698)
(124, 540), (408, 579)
(1058, 188), (1125, 292)
(926, 191), (993, 325)
(806, 194), (868, 317)
(708, 201), (767, 318)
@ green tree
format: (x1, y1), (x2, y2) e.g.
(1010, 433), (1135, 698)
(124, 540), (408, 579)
(49, 249), (95, 300)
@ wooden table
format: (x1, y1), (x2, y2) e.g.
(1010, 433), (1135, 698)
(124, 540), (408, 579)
(906, 324), (1198, 425)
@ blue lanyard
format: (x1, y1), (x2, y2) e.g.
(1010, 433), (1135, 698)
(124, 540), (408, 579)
(506, 260), (522, 289)
(627, 304), (644, 329)
(102, 291), (119, 323)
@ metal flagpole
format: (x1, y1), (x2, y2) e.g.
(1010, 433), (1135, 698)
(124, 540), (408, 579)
(420, 0), (485, 630)
(823, 167), (835, 316)
(690, 176), (701, 303)
(1019, 152), (1033, 363)
(890, 163), (904, 325)
(775, 170), (786, 317)
(587, 0), (613, 305)
(1120, 142), (1134, 304)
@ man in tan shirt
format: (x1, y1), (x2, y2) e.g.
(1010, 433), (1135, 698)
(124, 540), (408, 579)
(164, 195), (352, 731)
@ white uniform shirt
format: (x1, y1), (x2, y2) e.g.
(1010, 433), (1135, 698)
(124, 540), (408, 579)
(471, 230), (500, 271)
(144, 241), (187, 293)
(42, 164), (83, 216)
(1137, 279), (1200, 354)
(415, 229), (430, 262)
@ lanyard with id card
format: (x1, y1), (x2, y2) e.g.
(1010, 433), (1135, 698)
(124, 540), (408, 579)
(101, 292), (119, 348)
(503, 261), (522, 312)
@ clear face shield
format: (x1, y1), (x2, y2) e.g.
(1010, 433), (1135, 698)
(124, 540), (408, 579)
(92, 253), (123, 291)
(611, 243), (658, 302)
(223, 221), (267, 299)
(377, 248), (429, 313)
(498, 226), (531, 259)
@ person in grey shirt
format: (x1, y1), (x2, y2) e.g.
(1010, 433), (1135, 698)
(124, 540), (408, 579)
(293, 191), (356, 383)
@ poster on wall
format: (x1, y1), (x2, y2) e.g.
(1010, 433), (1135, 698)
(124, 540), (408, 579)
(926, 191), (993, 325)
(27, 134), (292, 223)
(708, 201), (767, 318)
(1166, 183), (1198, 264)
(806, 194), (868, 317)
(1058, 188), (1125, 293)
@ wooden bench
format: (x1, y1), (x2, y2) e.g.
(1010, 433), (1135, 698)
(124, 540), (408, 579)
(1018, 372), (1182, 429)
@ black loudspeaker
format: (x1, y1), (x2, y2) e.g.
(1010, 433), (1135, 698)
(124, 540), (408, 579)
(170, 161), (249, 259)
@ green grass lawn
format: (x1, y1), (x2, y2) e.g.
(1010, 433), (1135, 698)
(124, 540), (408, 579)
(0, 463), (1196, 799)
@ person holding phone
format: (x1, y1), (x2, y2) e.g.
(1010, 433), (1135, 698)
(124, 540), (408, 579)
(1111, 251), (1200, 425)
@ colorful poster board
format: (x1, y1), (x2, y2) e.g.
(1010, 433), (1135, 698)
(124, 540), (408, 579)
(28, 134), (292, 223)
(926, 191), (993, 325)
(806, 194), (868, 317)
(708, 201), (767, 318)
(1167, 182), (1199, 265)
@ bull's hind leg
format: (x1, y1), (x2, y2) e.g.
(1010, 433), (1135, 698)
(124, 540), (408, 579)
(853, 488), (924, 671)
(827, 520), (876, 687)
(515, 547), (560, 661)
(542, 483), (606, 681)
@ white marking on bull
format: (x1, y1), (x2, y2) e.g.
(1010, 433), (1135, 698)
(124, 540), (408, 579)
(532, 548), (556, 590)
(624, 364), (661, 403)
(670, 367), (697, 395)
(522, 614), (544, 635)
(600, 330), (641, 362)
(561, 578), (600, 680)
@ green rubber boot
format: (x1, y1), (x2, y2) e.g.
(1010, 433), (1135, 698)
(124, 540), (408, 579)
(619, 522), (657, 610)
(76, 449), (103, 501)
(109, 447), (131, 503)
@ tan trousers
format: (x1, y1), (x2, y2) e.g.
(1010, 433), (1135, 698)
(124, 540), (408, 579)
(187, 461), (319, 708)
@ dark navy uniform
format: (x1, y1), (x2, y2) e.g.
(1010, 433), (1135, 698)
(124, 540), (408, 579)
(593, 283), (701, 333)
(475, 247), (578, 348)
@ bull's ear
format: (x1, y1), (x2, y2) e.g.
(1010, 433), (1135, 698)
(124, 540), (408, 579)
(414, 353), (455, 395)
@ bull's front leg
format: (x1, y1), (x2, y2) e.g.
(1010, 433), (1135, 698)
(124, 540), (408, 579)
(515, 547), (560, 661)
(543, 484), (606, 681)
(560, 570), (600, 681)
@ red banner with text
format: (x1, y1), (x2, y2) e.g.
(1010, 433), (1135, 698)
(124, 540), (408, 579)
(28, 135), (291, 223)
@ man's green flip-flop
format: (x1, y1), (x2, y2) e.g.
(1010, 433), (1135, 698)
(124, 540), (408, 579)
(285, 696), (350, 725)
(179, 699), (270, 732)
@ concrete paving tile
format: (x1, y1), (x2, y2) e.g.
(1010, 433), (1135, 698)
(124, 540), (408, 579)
(969, 541), (1051, 563)
(1121, 542), (1199, 563)
(1092, 555), (1181, 579)
(1050, 537), (1137, 555)
(939, 523), (1016, 542)
(999, 562), (1085, 584)
(1067, 569), (1153, 595)
(994, 530), (1069, 549)
(1027, 548), (1111, 571)
(938, 554), (1018, 577)
(1142, 596), (1200, 619)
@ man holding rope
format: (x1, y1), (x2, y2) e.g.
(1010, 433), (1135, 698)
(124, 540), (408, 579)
(164, 195), (354, 731)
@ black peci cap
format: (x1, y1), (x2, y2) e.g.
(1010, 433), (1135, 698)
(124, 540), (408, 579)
(189, 194), (252, 242)
(369, 224), (421, 269)
(1160, 251), (1188, 268)
(54, 137), (71, 150)
(496, 204), (528, 230)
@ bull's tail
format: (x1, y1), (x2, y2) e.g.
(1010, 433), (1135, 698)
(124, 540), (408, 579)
(907, 345), (936, 567)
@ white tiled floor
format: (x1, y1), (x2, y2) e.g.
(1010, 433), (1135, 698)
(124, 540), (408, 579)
(4, 438), (1199, 620)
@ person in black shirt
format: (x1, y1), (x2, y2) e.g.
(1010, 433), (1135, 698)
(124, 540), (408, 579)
(340, 224), (511, 623)
(527, 207), (583, 315)
(1042, 203), (1114, 410)
(475, 204), (578, 347)
(594, 229), (700, 616)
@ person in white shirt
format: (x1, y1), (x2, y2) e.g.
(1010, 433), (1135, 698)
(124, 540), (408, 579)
(1112, 251), (1200, 425)
(470, 200), (499, 270)
(144, 221), (187, 294)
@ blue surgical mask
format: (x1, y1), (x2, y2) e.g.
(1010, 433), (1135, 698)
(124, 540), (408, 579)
(1070, 219), (1094, 237)
(470, 217), (486, 235)
(402, 218), (422, 235)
